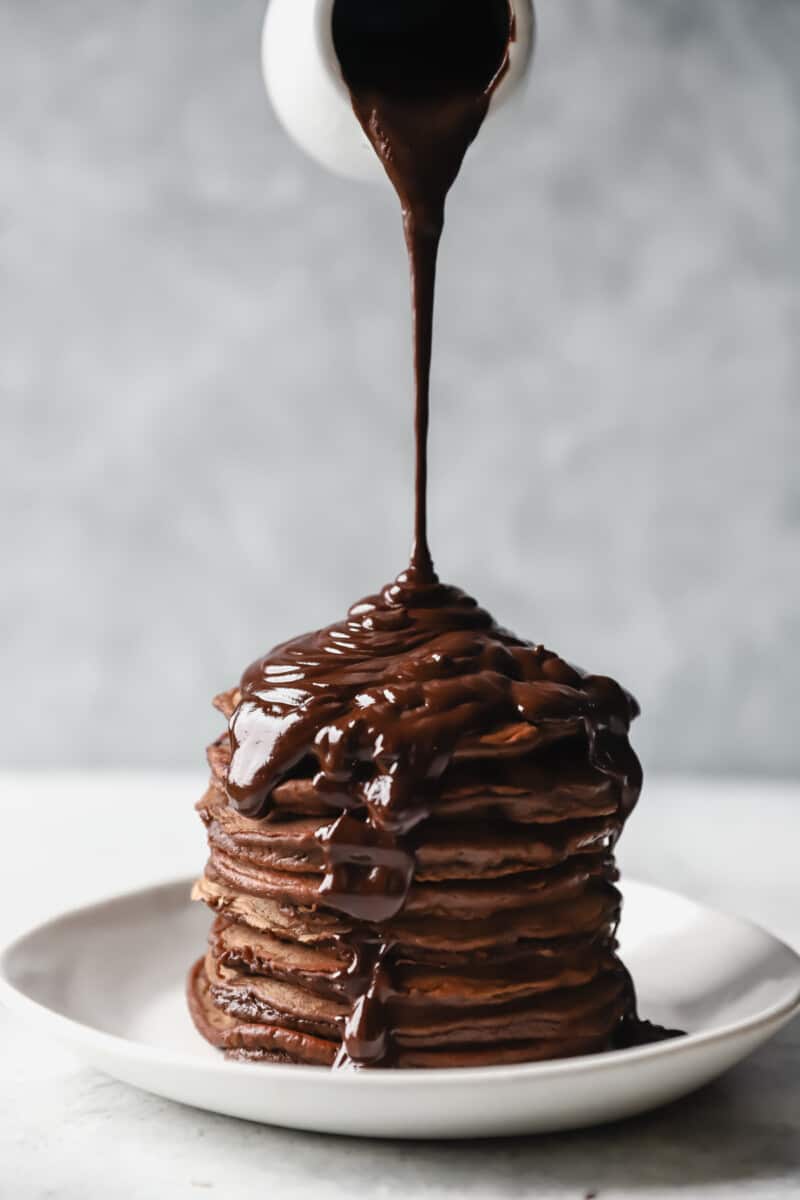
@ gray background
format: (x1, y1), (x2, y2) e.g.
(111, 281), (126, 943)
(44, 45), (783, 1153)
(1, 0), (798, 775)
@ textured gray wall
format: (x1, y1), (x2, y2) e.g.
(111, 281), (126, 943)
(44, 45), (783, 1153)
(2, 0), (798, 774)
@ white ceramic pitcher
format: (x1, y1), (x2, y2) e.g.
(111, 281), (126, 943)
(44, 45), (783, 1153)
(262, 0), (536, 182)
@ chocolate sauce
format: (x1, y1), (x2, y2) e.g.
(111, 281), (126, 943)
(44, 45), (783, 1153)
(212, 1), (678, 1068)
(332, 0), (512, 579)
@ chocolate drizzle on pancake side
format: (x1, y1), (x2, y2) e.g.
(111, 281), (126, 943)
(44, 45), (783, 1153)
(193, 0), (682, 1068)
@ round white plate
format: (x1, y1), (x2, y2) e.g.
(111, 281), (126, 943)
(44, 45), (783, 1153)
(1, 878), (798, 1139)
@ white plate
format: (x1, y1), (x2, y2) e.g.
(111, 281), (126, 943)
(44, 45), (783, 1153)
(1, 878), (798, 1139)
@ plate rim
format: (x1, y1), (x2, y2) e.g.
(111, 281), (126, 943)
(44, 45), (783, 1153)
(2, 875), (799, 1087)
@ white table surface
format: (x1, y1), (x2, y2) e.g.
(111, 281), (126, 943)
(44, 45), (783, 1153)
(1, 772), (798, 1200)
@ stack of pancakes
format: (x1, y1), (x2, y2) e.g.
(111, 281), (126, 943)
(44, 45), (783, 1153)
(188, 591), (642, 1067)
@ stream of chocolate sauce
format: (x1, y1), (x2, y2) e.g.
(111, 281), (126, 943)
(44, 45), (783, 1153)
(332, 0), (513, 581)
(222, 0), (679, 1065)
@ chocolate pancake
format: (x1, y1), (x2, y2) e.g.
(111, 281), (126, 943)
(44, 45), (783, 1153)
(188, 571), (643, 1068)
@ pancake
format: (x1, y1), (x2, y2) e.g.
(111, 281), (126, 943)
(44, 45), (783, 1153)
(187, 954), (628, 1068)
(188, 573), (648, 1068)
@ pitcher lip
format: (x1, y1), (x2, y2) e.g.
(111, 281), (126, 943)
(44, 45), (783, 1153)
(263, 0), (535, 183)
(312, 0), (345, 98)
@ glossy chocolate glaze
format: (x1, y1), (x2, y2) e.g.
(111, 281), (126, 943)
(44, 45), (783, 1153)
(189, 0), (680, 1068)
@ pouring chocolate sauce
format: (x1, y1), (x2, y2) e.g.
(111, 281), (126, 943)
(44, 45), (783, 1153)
(218, 1), (680, 1067)
(333, 0), (513, 580)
